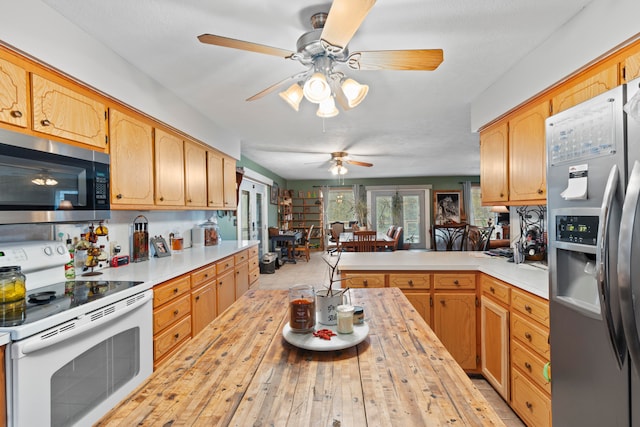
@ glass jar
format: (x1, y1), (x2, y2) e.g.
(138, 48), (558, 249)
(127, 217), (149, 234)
(0, 266), (27, 303)
(336, 304), (355, 334)
(200, 217), (220, 246)
(289, 284), (316, 333)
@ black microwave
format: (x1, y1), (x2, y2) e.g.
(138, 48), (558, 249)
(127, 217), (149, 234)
(0, 129), (110, 224)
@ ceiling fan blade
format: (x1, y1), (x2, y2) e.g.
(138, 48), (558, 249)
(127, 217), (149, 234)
(320, 0), (376, 54)
(246, 71), (309, 101)
(346, 159), (373, 167)
(347, 49), (444, 71)
(198, 34), (295, 58)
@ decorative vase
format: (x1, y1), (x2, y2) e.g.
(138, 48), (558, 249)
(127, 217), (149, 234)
(316, 289), (346, 325)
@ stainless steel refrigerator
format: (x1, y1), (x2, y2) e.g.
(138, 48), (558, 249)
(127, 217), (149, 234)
(547, 78), (640, 426)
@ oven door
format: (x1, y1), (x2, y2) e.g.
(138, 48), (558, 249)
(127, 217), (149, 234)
(6, 290), (152, 427)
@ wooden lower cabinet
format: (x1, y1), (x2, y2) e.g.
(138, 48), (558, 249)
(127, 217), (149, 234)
(217, 269), (236, 315)
(433, 292), (477, 370)
(511, 369), (552, 427)
(390, 273), (432, 326)
(153, 274), (192, 369)
(235, 260), (250, 298)
(248, 246), (260, 288)
(481, 295), (509, 400)
(342, 272), (385, 288)
(191, 282), (216, 337)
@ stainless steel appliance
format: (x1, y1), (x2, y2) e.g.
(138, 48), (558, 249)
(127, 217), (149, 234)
(0, 128), (110, 224)
(546, 82), (640, 426)
(0, 241), (152, 427)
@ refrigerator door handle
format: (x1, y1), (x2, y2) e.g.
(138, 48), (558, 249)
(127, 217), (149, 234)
(619, 160), (640, 375)
(597, 164), (626, 369)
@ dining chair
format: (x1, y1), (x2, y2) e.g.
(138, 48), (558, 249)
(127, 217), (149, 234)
(432, 223), (469, 251)
(295, 225), (314, 262)
(467, 225), (494, 251)
(327, 222), (345, 255)
(353, 230), (377, 252)
(385, 225), (396, 238)
(381, 226), (402, 251)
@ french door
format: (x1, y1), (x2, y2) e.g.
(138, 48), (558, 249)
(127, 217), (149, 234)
(370, 189), (430, 249)
(238, 178), (267, 257)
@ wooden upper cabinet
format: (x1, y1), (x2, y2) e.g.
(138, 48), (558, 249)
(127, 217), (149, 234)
(207, 150), (224, 208)
(31, 73), (107, 149)
(508, 100), (549, 203)
(623, 48), (640, 83)
(480, 121), (509, 205)
(109, 109), (154, 206)
(155, 129), (185, 206)
(0, 55), (28, 129)
(551, 63), (619, 114)
(223, 156), (237, 209)
(184, 140), (208, 207)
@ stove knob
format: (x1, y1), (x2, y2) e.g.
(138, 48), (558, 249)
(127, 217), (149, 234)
(56, 245), (66, 255)
(43, 246), (53, 256)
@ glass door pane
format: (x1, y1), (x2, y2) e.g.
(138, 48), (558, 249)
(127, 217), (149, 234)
(371, 190), (427, 249)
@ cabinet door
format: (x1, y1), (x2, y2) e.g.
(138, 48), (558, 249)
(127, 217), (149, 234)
(0, 56), (28, 128)
(403, 291), (431, 326)
(479, 121), (509, 204)
(223, 155), (237, 209)
(624, 48), (640, 82)
(551, 63), (618, 113)
(191, 282), (216, 337)
(433, 292), (477, 370)
(207, 150), (224, 208)
(481, 295), (509, 400)
(184, 140), (208, 207)
(217, 270), (235, 315)
(109, 109), (154, 206)
(508, 100), (549, 203)
(32, 73), (106, 149)
(154, 128), (185, 206)
(235, 261), (250, 299)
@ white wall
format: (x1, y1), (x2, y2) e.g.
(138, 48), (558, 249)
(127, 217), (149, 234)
(471, 0), (640, 130)
(0, 0), (240, 159)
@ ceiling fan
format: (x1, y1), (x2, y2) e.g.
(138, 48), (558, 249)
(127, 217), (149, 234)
(197, 0), (443, 117)
(329, 151), (372, 175)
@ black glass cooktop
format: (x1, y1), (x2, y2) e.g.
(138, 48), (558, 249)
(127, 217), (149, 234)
(0, 280), (144, 327)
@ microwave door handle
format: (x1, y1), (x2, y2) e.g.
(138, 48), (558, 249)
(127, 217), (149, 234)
(597, 164), (626, 369)
(619, 161), (640, 374)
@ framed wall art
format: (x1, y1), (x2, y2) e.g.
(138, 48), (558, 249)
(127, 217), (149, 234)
(433, 190), (463, 225)
(270, 182), (279, 205)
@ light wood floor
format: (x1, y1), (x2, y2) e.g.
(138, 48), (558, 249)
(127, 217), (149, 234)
(256, 250), (526, 427)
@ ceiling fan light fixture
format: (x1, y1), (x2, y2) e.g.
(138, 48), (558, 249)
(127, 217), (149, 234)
(329, 160), (348, 175)
(303, 72), (331, 103)
(317, 97), (339, 118)
(278, 83), (304, 111)
(341, 78), (369, 108)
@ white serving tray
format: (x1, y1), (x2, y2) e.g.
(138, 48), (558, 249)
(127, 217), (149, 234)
(282, 321), (369, 351)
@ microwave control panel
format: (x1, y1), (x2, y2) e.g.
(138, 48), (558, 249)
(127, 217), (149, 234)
(556, 215), (599, 246)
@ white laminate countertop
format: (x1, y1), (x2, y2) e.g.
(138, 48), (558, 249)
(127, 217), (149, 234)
(89, 240), (260, 288)
(337, 251), (550, 299)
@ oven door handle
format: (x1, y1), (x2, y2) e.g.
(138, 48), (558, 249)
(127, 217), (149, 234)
(15, 290), (152, 357)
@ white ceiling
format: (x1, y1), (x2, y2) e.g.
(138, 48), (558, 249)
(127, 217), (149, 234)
(42, 0), (592, 181)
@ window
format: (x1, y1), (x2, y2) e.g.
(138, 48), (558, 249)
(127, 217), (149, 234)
(326, 188), (356, 224)
(469, 184), (495, 227)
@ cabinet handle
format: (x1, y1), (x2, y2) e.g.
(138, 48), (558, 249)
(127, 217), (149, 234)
(524, 362), (532, 371)
(538, 188), (544, 194)
(159, 196), (164, 201)
(363, 279), (368, 287)
(116, 193), (123, 199)
(526, 401), (533, 410)
(173, 288), (179, 293)
(41, 119), (51, 126)
(408, 280), (414, 286)
(524, 304), (532, 312)
(188, 199), (192, 203)
(440, 300), (446, 306)
(173, 310), (179, 316)
(174, 333), (180, 340)
(490, 286), (495, 293)
(453, 280), (459, 285)
(10, 110), (22, 118)
(500, 193), (504, 198)
(209, 200), (213, 204)
(525, 332), (532, 340)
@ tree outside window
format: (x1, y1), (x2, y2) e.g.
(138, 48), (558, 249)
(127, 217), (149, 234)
(326, 188), (356, 223)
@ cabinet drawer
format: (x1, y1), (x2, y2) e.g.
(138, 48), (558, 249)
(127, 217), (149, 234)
(511, 369), (552, 427)
(512, 288), (549, 327)
(154, 315), (192, 361)
(249, 245), (259, 258)
(153, 275), (191, 308)
(235, 250), (249, 264)
(249, 255), (259, 272)
(433, 273), (476, 290)
(249, 267), (260, 286)
(511, 312), (550, 359)
(512, 340), (551, 395)
(191, 263), (216, 288)
(153, 294), (191, 334)
(480, 274), (510, 305)
(342, 273), (385, 288)
(389, 273), (431, 289)
(217, 256), (235, 275)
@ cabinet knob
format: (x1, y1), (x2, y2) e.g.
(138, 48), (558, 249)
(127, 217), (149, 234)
(538, 188), (544, 194)
(174, 333), (180, 340)
(453, 280), (459, 285)
(524, 362), (532, 371)
(116, 194), (123, 199)
(490, 286), (495, 293)
(41, 119), (51, 126)
(159, 196), (164, 202)
(173, 310), (179, 316)
(195, 296), (200, 301)
(408, 280), (414, 286)
(524, 332), (532, 340)
(524, 304), (532, 312)
(173, 288), (179, 293)
(10, 110), (22, 118)
(500, 193), (504, 197)
(525, 401), (533, 410)
(204, 273), (208, 278)
(363, 279), (368, 287)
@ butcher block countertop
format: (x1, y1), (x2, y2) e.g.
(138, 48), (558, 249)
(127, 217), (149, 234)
(97, 288), (505, 426)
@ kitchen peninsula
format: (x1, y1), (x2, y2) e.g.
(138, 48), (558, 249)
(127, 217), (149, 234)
(97, 287), (505, 426)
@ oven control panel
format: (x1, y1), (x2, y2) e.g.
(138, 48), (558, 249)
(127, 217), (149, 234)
(0, 241), (69, 271)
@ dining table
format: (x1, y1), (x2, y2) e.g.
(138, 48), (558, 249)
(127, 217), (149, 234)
(97, 287), (505, 426)
(269, 230), (302, 263)
(339, 230), (395, 251)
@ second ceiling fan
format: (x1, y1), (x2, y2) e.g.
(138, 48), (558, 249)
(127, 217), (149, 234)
(198, 0), (443, 117)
